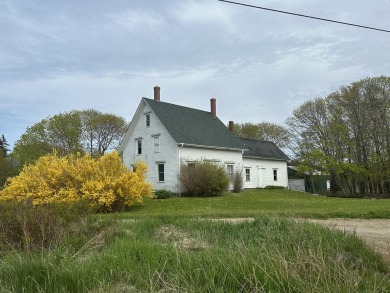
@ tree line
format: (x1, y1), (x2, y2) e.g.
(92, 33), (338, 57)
(12, 109), (128, 166)
(287, 76), (390, 197)
(231, 76), (390, 197)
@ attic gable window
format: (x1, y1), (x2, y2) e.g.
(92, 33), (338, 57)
(135, 138), (142, 155)
(152, 134), (160, 153)
(145, 113), (151, 127)
(153, 136), (160, 153)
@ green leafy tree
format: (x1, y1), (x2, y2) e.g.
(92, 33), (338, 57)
(0, 156), (11, 187)
(80, 109), (100, 156)
(287, 76), (390, 197)
(12, 110), (128, 165)
(47, 111), (82, 154)
(231, 122), (291, 150)
(13, 112), (82, 166)
(80, 110), (128, 157)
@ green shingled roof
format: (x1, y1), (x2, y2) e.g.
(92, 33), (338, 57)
(240, 137), (289, 161)
(144, 98), (246, 149)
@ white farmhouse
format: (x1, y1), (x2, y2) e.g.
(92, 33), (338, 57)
(118, 86), (289, 194)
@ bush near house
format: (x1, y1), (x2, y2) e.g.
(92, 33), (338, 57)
(233, 169), (243, 193)
(0, 152), (153, 212)
(180, 161), (229, 197)
(264, 185), (285, 190)
(153, 189), (172, 199)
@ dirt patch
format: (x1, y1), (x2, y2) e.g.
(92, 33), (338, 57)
(307, 219), (390, 265)
(155, 225), (209, 251)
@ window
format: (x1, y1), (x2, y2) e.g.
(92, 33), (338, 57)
(158, 164), (165, 182)
(145, 113), (150, 127)
(245, 168), (250, 181)
(227, 164), (234, 181)
(136, 139), (142, 155)
(273, 169), (278, 181)
(153, 136), (160, 153)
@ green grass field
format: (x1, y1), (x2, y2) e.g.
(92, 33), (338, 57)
(1, 189), (390, 292)
(1, 217), (389, 292)
(123, 189), (390, 219)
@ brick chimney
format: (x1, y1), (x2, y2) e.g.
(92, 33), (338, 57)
(210, 98), (216, 119)
(154, 86), (160, 101)
(228, 121), (234, 132)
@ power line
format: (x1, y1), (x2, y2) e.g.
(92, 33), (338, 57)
(217, 0), (390, 33)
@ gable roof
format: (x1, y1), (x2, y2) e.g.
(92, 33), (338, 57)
(143, 98), (246, 150)
(240, 137), (289, 161)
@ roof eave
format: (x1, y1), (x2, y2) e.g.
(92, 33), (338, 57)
(118, 99), (146, 152)
(243, 155), (288, 161)
(179, 143), (247, 152)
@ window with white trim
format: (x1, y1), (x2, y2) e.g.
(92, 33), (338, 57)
(153, 136), (160, 153)
(226, 164), (234, 181)
(145, 113), (150, 127)
(136, 139), (142, 155)
(273, 169), (278, 181)
(245, 168), (251, 181)
(158, 164), (165, 182)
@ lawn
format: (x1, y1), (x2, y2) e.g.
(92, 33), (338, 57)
(1, 217), (389, 292)
(122, 189), (390, 219)
(2, 189), (390, 292)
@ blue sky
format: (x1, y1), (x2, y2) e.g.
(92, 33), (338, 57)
(1, 0), (389, 149)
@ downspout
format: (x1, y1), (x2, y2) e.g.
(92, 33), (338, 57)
(178, 143), (184, 196)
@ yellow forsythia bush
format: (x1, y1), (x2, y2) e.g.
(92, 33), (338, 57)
(0, 152), (153, 211)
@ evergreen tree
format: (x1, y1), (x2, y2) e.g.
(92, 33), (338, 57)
(0, 134), (11, 186)
(0, 135), (10, 157)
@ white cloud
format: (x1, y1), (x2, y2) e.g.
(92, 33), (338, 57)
(0, 0), (389, 149)
(172, 0), (236, 28)
(105, 10), (164, 32)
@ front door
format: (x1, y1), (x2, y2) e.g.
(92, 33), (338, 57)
(258, 167), (266, 188)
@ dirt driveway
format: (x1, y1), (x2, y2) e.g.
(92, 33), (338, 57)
(308, 219), (390, 265)
(217, 218), (390, 265)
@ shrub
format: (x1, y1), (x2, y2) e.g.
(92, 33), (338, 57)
(180, 161), (229, 197)
(0, 152), (153, 212)
(265, 185), (285, 190)
(0, 200), (95, 253)
(233, 169), (243, 193)
(154, 189), (172, 199)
